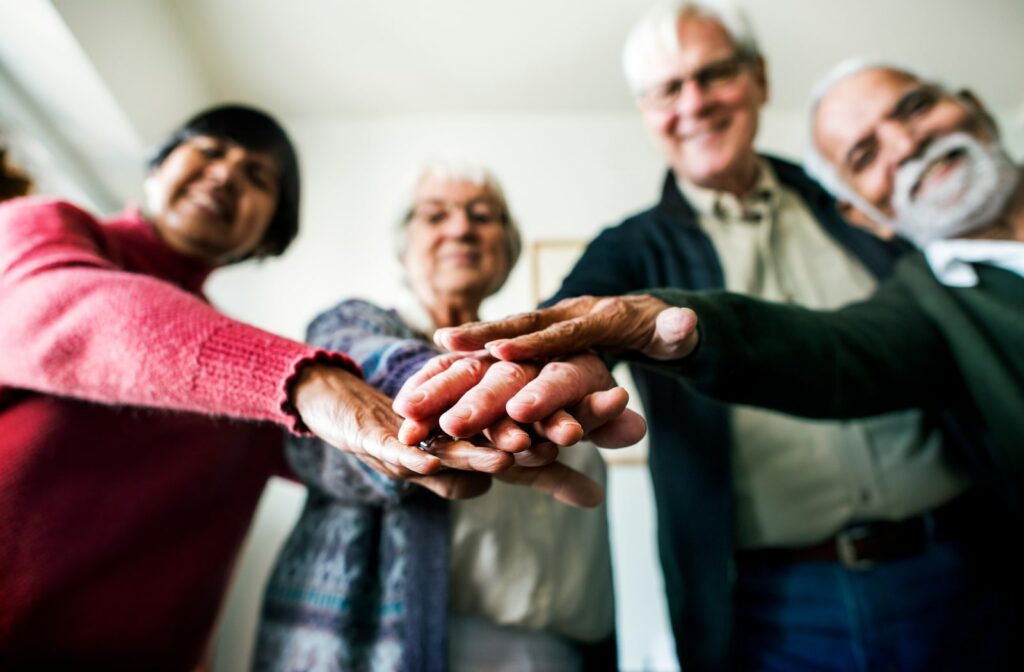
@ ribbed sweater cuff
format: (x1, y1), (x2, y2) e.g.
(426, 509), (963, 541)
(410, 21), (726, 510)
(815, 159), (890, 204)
(193, 321), (362, 434)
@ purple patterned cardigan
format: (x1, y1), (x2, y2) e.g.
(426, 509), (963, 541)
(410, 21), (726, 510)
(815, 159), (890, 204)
(254, 299), (451, 672)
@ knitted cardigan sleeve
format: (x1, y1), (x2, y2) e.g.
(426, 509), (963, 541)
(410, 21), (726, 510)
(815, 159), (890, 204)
(0, 198), (357, 433)
(285, 299), (440, 503)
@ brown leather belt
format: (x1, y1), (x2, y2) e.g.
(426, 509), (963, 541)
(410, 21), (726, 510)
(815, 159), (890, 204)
(735, 493), (977, 571)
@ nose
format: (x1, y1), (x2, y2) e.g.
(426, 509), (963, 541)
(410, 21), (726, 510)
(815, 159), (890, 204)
(203, 149), (246, 191)
(441, 208), (474, 237)
(877, 120), (920, 168)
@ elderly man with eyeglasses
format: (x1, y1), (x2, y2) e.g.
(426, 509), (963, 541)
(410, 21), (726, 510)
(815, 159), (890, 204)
(396, 2), (986, 670)
(539, 2), (982, 669)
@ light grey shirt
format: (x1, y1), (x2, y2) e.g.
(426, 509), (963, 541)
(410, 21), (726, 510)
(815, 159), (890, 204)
(679, 161), (972, 548)
(395, 297), (614, 644)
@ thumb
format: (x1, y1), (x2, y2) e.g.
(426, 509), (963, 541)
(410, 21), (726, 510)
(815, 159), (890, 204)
(645, 307), (699, 360)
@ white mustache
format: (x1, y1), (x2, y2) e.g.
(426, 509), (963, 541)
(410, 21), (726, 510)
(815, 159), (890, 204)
(893, 133), (973, 206)
(888, 131), (1018, 246)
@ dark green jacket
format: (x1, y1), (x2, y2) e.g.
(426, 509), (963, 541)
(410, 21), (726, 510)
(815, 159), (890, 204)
(650, 253), (1024, 510)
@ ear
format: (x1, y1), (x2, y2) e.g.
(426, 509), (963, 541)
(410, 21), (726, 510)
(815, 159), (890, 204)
(956, 88), (1000, 137)
(751, 56), (769, 105)
(837, 200), (896, 240)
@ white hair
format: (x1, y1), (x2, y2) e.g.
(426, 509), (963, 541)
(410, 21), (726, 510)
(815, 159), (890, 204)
(622, 0), (761, 96)
(394, 156), (522, 293)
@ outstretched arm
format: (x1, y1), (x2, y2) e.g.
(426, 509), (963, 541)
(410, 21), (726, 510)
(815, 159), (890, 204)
(646, 281), (955, 418)
(421, 281), (955, 421)
(0, 199), (486, 495)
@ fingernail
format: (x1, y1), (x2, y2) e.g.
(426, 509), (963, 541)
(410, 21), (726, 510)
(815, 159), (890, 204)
(513, 393), (538, 406)
(486, 339), (509, 349)
(444, 407), (472, 421)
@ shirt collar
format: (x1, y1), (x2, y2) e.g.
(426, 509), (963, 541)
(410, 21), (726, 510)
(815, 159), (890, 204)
(677, 157), (780, 224)
(924, 238), (1024, 287)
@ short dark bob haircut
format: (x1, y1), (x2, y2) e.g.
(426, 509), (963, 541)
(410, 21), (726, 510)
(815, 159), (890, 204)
(148, 104), (301, 259)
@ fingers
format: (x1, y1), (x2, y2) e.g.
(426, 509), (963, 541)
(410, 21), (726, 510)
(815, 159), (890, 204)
(397, 416), (436, 445)
(485, 416), (532, 453)
(505, 353), (615, 424)
(565, 386), (647, 448)
(396, 351), (467, 393)
(512, 442), (560, 467)
(356, 452), (494, 500)
(484, 314), (606, 361)
(646, 307), (700, 360)
(494, 462), (604, 508)
(353, 452), (424, 480)
(439, 360), (540, 438)
(570, 387), (629, 433)
(430, 439), (514, 473)
(408, 471), (494, 500)
(586, 409), (647, 448)
(361, 425), (443, 474)
(393, 352), (493, 420)
(434, 298), (594, 351)
(292, 365), (443, 475)
(533, 410), (584, 446)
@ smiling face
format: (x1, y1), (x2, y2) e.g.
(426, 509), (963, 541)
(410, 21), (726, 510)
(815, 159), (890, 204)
(637, 14), (767, 195)
(402, 177), (510, 313)
(813, 67), (1018, 243)
(145, 135), (281, 265)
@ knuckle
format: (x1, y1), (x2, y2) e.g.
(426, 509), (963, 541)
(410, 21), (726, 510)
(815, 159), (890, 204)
(491, 361), (531, 387)
(544, 360), (584, 388)
(453, 357), (487, 379)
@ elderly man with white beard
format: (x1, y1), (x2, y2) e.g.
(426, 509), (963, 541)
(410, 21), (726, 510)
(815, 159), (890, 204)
(395, 60), (1024, 670)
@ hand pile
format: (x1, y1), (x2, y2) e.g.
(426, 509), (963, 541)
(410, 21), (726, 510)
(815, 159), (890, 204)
(296, 294), (699, 507)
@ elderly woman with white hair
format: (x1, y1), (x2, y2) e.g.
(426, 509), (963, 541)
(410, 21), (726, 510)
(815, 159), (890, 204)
(254, 159), (617, 672)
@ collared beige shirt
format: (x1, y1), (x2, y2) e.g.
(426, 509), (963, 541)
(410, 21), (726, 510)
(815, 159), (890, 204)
(395, 297), (614, 643)
(678, 160), (972, 548)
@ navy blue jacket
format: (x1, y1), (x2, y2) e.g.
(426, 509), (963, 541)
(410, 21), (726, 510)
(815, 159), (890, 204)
(548, 157), (910, 671)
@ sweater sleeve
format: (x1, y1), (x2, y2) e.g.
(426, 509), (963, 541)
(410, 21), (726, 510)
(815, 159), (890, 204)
(643, 276), (959, 418)
(285, 299), (440, 503)
(0, 198), (358, 433)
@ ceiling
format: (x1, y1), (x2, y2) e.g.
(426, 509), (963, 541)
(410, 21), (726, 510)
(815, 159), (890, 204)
(2, 0), (1023, 208)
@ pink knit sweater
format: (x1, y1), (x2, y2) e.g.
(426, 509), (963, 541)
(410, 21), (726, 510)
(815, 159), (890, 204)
(0, 198), (357, 669)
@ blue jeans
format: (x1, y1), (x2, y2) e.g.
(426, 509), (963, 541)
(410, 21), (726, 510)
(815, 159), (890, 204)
(733, 535), (1015, 672)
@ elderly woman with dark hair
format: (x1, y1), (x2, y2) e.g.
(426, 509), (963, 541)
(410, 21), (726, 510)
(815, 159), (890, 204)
(255, 159), (623, 672)
(0, 107), (529, 669)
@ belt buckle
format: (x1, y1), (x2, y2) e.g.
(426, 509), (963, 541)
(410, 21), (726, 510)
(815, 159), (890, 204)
(836, 527), (874, 571)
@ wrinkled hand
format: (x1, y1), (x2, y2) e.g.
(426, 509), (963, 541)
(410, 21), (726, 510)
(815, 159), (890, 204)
(393, 350), (646, 450)
(435, 294), (699, 362)
(291, 363), (606, 507)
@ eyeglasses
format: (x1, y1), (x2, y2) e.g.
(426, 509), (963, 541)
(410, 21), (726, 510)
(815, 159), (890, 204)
(408, 198), (505, 226)
(639, 54), (751, 110)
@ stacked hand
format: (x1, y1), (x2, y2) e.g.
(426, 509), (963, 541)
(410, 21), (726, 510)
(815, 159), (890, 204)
(434, 294), (699, 361)
(292, 295), (697, 508)
(291, 353), (643, 507)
